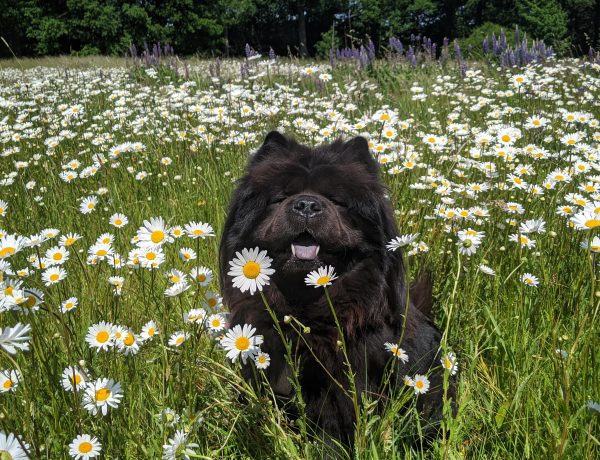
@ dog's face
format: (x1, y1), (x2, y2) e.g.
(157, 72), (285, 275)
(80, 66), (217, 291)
(220, 132), (398, 302)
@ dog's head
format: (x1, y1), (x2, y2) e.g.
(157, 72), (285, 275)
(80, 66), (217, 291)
(220, 131), (400, 303)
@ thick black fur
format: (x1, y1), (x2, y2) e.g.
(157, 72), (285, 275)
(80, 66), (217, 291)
(219, 132), (450, 452)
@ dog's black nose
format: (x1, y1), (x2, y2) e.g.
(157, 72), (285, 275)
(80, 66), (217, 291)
(292, 195), (323, 218)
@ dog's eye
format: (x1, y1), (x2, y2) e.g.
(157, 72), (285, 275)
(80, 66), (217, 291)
(269, 195), (286, 205)
(329, 197), (347, 208)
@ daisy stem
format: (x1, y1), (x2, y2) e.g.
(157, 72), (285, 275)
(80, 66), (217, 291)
(258, 290), (308, 440)
(323, 287), (361, 448)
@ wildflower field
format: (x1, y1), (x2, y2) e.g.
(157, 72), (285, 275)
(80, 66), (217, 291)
(0, 53), (599, 459)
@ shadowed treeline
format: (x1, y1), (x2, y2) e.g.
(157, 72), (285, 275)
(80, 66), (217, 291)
(0, 0), (599, 58)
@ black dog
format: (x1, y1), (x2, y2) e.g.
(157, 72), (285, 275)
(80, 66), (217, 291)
(219, 131), (449, 451)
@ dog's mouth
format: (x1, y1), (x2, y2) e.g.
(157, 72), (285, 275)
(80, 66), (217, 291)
(290, 232), (320, 261)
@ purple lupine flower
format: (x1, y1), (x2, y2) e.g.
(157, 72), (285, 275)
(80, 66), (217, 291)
(407, 46), (416, 68)
(453, 39), (462, 61)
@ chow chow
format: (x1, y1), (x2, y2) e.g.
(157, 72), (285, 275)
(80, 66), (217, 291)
(219, 131), (450, 451)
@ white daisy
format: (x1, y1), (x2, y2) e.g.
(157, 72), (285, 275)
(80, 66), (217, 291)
(68, 434), (101, 459)
(384, 342), (409, 363)
(227, 247), (275, 295)
(220, 323), (263, 364)
(304, 265), (338, 288)
(82, 378), (123, 416)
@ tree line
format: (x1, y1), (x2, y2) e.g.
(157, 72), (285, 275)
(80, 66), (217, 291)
(1, 0), (599, 58)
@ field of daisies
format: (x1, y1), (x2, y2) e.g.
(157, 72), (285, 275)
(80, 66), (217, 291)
(0, 55), (599, 459)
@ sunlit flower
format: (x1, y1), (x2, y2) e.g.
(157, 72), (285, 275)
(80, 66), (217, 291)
(441, 352), (458, 375)
(384, 342), (409, 363)
(140, 320), (159, 341)
(61, 366), (87, 392)
(0, 431), (30, 459)
(85, 322), (114, 351)
(69, 434), (101, 459)
(190, 266), (213, 286)
(184, 221), (215, 239)
(0, 323), (31, 354)
(255, 351), (271, 369)
(42, 266), (67, 286)
(80, 196), (98, 214)
(227, 247), (274, 295)
(109, 213), (128, 228)
(162, 430), (198, 460)
(304, 265), (338, 288)
(82, 378), (123, 416)
(221, 324), (263, 364)
(386, 233), (419, 251)
(521, 273), (539, 287)
(168, 331), (189, 347)
(0, 234), (25, 259)
(136, 217), (173, 248)
(0, 369), (21, 393)
(412, 374), (430, 394)
(206, 313), (227, 333)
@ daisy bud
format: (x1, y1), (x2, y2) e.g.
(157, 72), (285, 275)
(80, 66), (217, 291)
(336, 340), (343, 347)
(549, 231), (557, 237)
(78, 360), (86, 367)
(303, 327), (310, 334)
(284, 316), (291, 324)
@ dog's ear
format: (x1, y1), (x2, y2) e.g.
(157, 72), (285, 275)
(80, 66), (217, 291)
(343, 136), (378, 174)
(250, 131), (288, 165)
(263, 130), (288, 148)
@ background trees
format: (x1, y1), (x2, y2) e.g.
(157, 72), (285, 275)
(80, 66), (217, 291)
(0, 0), (598, 58)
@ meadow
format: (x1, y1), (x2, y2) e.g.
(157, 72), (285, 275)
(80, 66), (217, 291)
(0, 54), (599, 459)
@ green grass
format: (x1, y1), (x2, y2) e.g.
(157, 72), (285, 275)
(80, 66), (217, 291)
(0, 56), (598, 459)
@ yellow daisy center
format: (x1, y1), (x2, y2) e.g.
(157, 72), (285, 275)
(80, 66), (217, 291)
(95, 388), (111, 402)
(0, 247), (15, 257)
(124, 333), (135, 346)
(147, 328), (155, 336)
(316, 276), (330, 285)
(150, 230), (165, 244)
(146, 252), (156, 261)
(193, 229), (205, 236)
(79, 442), (93, 453)
(25, 296), (37, 308)
(49, 273), (60, 281)
(3, 379), (13, 389)
(211, 319), (221, 328)
(65, 238), (76, 246)
(176, 336), (184, 345)
(53, 253), (63, 260)
(415, 380), (424, 389)
(501, 134), (511, 142)
(235, 336), (250, 351)
(196, 274), (206, 282)
(71, 374), (82, 385)
(258, 355), (267, 363)
(242, 261), (260, 279)
(114, 219), (122, 225)
(96, 331), (109, 343)
(207, 298), (217, 308)
(96, 249), (107, 256)
(585, 219), (600, 229)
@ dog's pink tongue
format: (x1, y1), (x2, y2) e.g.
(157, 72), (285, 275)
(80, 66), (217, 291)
(293, 244), (319, 260)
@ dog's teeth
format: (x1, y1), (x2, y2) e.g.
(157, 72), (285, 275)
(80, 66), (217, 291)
(291, 244), (296, 256)
(315, 245), (320, 256)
